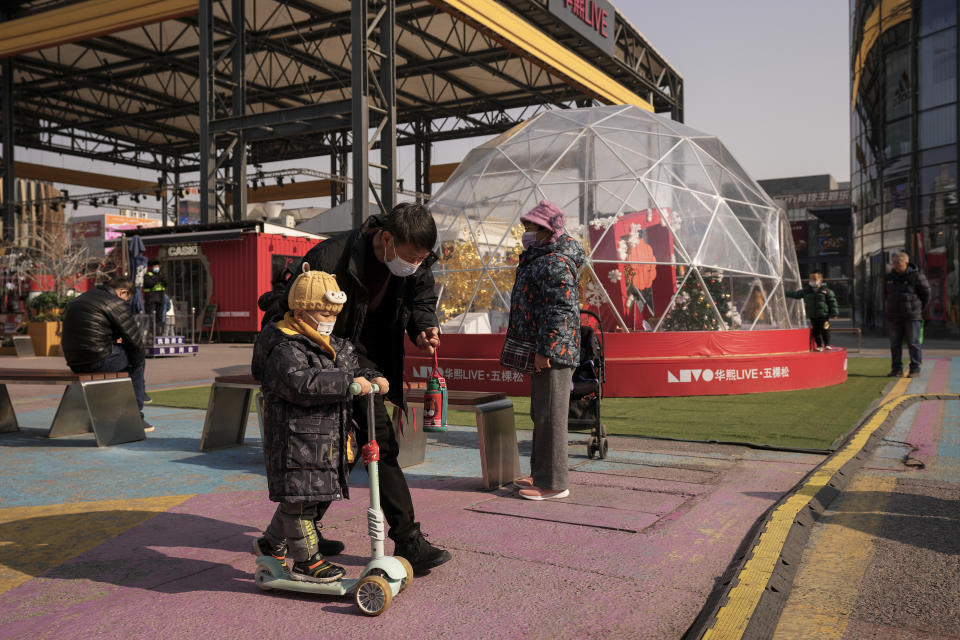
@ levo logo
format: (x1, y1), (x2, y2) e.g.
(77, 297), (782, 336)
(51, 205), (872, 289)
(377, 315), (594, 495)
(666, 369), (715, 383)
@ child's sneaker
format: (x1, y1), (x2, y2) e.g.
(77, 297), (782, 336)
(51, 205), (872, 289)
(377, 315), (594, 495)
(290, 553), (345, 583)
(252, 536), (287, 566)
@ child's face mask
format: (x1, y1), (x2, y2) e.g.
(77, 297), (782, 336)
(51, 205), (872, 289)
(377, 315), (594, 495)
(809, 280), (820, 288)
(317, 321), (335, 336)
(315, 317), (336, 336)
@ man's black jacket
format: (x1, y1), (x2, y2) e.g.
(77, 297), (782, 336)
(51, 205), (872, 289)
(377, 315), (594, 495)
(61, 285), (146, 369)
(885, 264), (931, 322)
(259, 214), (438, 407)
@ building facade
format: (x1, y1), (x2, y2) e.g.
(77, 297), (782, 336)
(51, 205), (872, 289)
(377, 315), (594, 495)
(851, 0), (960, 332)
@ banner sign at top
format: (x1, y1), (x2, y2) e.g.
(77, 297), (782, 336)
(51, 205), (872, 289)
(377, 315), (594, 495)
(549, 0), (615, 56)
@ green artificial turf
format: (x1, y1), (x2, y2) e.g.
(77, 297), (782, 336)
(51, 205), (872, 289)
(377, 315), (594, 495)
(445, 357), (893, 450)
(148, 358), (893, 451)
(148, 385), (257, 412)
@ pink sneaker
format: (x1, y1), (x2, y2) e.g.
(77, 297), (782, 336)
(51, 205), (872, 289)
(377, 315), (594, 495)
(513, 476), (534, 489)
(518, 487), (570, 501)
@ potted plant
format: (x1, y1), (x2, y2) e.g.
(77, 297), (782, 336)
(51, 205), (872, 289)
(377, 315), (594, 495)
(27, 292), (75, 356)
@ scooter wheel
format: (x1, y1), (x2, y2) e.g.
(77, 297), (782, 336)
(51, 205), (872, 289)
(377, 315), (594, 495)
(356, 575), (392, 616)
(396, 556), (414, 594)
(254, 567), (273, 591)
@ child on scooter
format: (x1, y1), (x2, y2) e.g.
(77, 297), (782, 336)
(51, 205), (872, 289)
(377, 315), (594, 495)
(251, 264), (388, 583)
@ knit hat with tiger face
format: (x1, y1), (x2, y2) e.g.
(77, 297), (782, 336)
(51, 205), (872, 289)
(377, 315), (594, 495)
(287, 263), (347, 314)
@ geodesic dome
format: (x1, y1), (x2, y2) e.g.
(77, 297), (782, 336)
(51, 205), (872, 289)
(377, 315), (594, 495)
(429, 105), (805, 334)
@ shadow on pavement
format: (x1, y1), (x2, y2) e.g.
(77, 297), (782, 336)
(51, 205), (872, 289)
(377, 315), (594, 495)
(0, 511), (261, 593)
(820, 491), (960, 555)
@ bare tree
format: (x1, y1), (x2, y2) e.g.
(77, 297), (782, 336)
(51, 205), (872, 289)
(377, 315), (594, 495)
(31, 226), (97, 297)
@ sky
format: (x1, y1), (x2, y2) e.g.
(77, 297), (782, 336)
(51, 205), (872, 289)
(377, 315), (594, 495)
(18, 0), (852, 216)
(617, 0), (851, 183)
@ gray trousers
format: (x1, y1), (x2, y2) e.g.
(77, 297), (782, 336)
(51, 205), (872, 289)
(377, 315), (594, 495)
(529, 365), (573, 491)
(265, 502), (320, 562)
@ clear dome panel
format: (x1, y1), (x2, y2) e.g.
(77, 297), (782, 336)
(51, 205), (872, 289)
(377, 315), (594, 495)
(644, 181), (717, 264)
(646, 139), (718, 195)
(498, 131), (584, 180)
(427, 105), (802, 332)
(595, 130), (680, 168)
(584, 138), (642, 183)
(714, 273), (786, 330)
(689, 136), (768, 200)
(732, 276), (784, 329)
(697, 202), (777, 277)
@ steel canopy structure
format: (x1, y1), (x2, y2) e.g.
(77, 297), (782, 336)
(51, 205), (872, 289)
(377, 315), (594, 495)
(0, 0), (682, 235)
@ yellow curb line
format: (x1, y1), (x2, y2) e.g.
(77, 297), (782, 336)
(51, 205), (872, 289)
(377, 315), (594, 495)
(702, 377), (914, 640)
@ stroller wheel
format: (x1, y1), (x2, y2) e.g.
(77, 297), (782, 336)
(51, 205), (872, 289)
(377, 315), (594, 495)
(587, 439), (597, 459)
(599, 439), (609, 460)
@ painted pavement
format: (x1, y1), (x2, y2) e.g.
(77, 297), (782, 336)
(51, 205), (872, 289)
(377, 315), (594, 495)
(0, 392), (831, 640)
(772, 358), (960, 640)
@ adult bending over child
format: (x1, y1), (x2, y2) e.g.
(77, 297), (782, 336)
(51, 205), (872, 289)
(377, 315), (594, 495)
(259, 202), (451, 575)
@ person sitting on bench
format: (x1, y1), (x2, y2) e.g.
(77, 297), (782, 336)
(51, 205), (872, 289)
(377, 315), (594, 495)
(61, 276), (152, 432)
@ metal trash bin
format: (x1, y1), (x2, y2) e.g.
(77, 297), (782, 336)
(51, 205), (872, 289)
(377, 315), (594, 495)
(475, 398), (522, 490)
(391, 404), (427, 468)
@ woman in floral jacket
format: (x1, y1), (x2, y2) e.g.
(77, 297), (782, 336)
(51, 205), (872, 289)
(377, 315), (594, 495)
(502, 201), (585, 501)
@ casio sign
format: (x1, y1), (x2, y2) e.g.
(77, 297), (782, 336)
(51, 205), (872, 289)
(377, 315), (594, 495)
(168, 244), (199, 257)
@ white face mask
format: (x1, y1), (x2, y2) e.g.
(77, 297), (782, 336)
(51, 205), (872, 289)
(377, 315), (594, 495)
(385, 238), (420, 278)
(808, 281), (819, 288)
(316, 320), (335, 336)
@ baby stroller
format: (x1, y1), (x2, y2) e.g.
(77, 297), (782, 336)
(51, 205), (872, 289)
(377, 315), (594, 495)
(568, 309), (609, 459)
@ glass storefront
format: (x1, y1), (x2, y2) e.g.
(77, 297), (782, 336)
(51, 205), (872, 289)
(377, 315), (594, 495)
(851, 0), (960, 331)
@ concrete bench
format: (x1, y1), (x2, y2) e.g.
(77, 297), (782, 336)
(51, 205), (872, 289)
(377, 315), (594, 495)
(0, 368), (143, 446)
(403, 387), (522, 490)
(200, 374), (263, 451)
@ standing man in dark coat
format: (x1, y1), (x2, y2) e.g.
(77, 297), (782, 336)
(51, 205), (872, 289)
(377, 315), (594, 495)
(885, 252), (931, 377)
(61, 277), (152, 431)
(259, 202), (451, 575)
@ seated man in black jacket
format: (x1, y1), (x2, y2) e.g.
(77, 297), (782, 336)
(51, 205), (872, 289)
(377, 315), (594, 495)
(61, 277), (152, 431)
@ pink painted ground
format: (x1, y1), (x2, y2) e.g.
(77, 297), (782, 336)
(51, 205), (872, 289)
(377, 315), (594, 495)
(0, 441), (821, 640)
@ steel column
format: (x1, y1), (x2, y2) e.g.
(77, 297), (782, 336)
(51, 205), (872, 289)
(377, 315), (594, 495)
(161, 155), (168, 227)
(198, 0), (215, 225)
(2, 58), (14, 242)
(415, 119), (432, 201)
(230, 0), (247, 223)
(330, 131), (346, 207)
(173, 160), (181, 227)
(351, 0), (370, 227)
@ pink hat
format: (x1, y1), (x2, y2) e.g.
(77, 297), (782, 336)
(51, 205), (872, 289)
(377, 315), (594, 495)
(520, 200), (566, 242)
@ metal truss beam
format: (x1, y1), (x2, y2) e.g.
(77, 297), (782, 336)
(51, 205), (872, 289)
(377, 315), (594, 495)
(6, 0), (683, 194)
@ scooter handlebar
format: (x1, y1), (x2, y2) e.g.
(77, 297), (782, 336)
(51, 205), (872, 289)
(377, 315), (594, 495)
(348, 381), (380, 396)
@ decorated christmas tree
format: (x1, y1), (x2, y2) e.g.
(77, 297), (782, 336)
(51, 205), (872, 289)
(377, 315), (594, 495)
(662, 269), (742, 331)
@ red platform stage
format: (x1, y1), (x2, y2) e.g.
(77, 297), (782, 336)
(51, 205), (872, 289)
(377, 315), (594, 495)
(405, 329), (847, 398)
